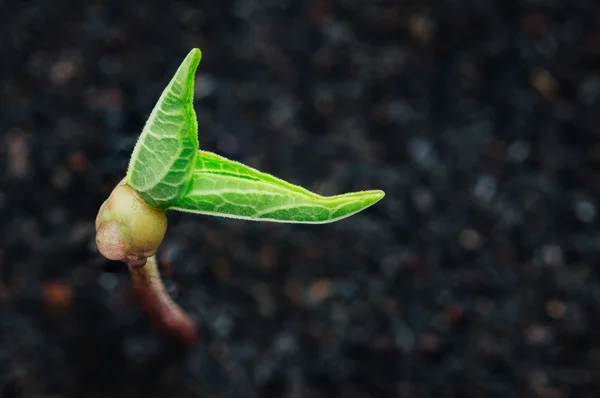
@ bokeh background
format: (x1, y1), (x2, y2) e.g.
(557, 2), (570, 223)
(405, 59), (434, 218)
(2, 0), (600, 397)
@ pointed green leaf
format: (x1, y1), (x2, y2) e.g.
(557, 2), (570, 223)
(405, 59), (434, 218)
(126, 48), (202, 209)
(169, 150), (385, 223)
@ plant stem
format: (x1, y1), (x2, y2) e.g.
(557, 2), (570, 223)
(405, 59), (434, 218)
(128, 255), (199, 344)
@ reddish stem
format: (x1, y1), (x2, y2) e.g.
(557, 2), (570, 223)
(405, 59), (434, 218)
(128, 256), (199, 345)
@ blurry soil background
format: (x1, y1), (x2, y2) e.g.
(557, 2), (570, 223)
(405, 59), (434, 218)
(2, 0), (600, 397)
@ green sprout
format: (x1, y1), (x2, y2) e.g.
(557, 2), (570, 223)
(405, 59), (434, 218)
(95, 48), (385, 343)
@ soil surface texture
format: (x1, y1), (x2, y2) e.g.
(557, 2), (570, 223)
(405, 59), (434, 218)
(2, 1), (600, 397)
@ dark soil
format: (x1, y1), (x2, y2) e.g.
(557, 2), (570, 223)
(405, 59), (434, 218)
(2, 0), (600, 397)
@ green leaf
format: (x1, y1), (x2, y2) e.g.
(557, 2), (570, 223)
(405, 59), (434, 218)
(126, 48), (202, 209)
(121, 47), (384, 223)
(169, 150), (385, 223)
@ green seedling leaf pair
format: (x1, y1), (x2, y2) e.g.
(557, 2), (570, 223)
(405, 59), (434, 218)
(125, 48), (385, 223)
(95, 47), (385, 343)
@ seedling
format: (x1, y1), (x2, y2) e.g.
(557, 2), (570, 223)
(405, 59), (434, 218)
(95, 48), (385, 343)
